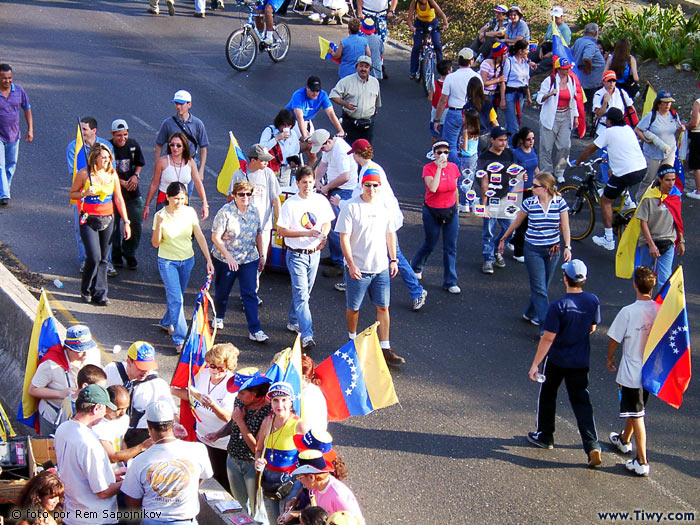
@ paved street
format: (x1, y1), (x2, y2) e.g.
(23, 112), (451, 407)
(2, 1), (699, 522)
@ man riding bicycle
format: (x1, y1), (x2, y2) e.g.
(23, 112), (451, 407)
(575, 107), (647, 251)
(407, 0), (448, 80)
(255, 0), (283, 45)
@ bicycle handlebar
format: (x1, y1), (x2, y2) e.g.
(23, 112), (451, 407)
(569, 157), (605, 169)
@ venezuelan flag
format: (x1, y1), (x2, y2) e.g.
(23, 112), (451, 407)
(642, 267), (692, 409)
(17, 290), (63, 431)
(0, 401), (16, 442)
(551, 21), (586, 138)
(318, 36), (340, 63)
(315, 323), (398, 421)
(170, 275), (216, 441)
(264, 342), (304, 418)
(70, 122), (88, 205)
(216, 131), (248, 195)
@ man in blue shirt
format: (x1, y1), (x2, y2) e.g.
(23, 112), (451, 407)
(571, 23), (605, 116)
(526, 259), (603, 468)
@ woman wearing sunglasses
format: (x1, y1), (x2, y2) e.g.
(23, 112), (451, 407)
(411, 140), (461, 294)
(211, 180), (269, 342)
(171, 342), (240, 490)
(143, 131), (209, 221)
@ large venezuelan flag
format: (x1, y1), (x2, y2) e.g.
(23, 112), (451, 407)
(70, 122), (88, 205)
(318, 36), (340, 63)
(17, 290), (63, 431)
(642, 267), (692, 408)
(315, 323), (398, 421)
(171, 275), (216, 441)
(551, 21), (586, 138)
(217, 131), (248, 195)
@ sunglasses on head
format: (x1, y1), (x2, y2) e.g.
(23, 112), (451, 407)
(236, 192), (253, 197)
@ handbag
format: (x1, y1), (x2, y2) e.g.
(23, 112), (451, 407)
(261, 469), (294, 500)
(654, 239), (674, 255)
(425, 203), (456, 224)
(352, 118), (372, 130)
(621, 89), (639, 127)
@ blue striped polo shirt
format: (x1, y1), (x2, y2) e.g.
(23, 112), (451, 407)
(522, 195), (569, 245)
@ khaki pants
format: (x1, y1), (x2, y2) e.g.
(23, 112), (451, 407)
(635, 154), (675, 202)
(539, 110), (572, 178)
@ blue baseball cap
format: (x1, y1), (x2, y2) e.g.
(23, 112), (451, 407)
(64, 325), (97, 353)
(490, 126), (510, 138)
(562, 259), (588, 281)
(267, 381), (295, 399)
(656, 90), (675, 102)
(127, 341), (158, 371)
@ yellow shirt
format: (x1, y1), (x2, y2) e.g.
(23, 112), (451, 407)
(416, 0), (435, 22)
(153, 205), (198, 261)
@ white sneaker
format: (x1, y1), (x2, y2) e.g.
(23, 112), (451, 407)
(458, 204), (469, 213)
(592, 235), (615, 251)
(212, 318), (224, 330)
(262, 34), (274, 45)
(249, 330), (269, 343)
(445, 285), (461, 294)
(505, 242), (514, 251)
(686, 190), (700, 200)
(286, 322), (299, 333)
(622, 197), (637, 212)
(414, 271), (422, 280)
(609, 432), (632, 454)
(308, 12), (321, 21)
(513, 255), (525, 263)
(625, 458), (650, 477)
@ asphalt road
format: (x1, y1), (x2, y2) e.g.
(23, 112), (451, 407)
(2, 1), (699, 523)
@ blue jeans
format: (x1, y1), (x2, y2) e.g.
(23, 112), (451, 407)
(72, 204), (87, 263)
(482, 217), (512, 262)
(286, 250), (320, 339)
(410, 19), (442, 75)
(396, 240), (423, 300)
(442, 109), (463, 165)
(327, 188), (353, 266)
(411, 204), (458, 288)
(80, 215), (114, 300)
(345, 267), (391, 310)
(0, 140), (19, 199)
(226, 456), (270, 524)
(458, 153), (477, 205)
(636, 244), (674, 292)
(157, 256), (195, 345)
(505, 90), (524, 142)
(523, 242), (560, 326)
(213, 257), (262, 334)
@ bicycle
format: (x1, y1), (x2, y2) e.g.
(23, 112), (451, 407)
(225, 0), (291, 71)
(558, 157), (637, 241)
(417, 31), (435, 96)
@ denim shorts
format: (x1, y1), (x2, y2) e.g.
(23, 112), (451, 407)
(344, 266), (390, 310)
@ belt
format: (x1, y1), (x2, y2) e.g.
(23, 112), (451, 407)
(448, 106), (462, 111)
(287, 238), (326, 254)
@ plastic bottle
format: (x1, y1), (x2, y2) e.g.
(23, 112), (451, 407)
(534, 373), (546, 383)
(53, 279), (63, 289)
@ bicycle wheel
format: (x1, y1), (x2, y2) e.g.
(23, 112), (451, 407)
(268, 23), (291, 62)
(614, 208), (636, 239)
(226, 27), (257, 71)
(560, 185), (595, 241)
(421, 48), (434, 96)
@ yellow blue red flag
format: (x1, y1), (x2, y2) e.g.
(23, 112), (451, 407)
(70, 123), (87, 205)
(265, 342), (304, 417)
(217, 131), (248, 195)
(550, 21), (586, 138)
(318, 36), (340, 63)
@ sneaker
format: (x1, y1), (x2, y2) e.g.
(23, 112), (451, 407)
(556, 174), (565, 184)
(625, 458), (650, 477)
(286, 322), (299, 333)
(148, 6), (159, 14)
(323, 265), (344, 277)
(458, 204), (469, 213)
(262, 34), (274, 45)
(217, 0), (224, 7)
(308, 12), (322, 22)
(409, 73), (419, 81)
(249, 330), (269, 343)
(212, 318), (224, 330)
(505, 243), (514, 251)
(257, 296), (263, 306)
(301, 336), (316, 349)
(80, 292), (91, 304)
(382, 348), (406, 366)
(494, 253), (506, 268)
(444, 285), (461, 294)
(194, 11), (205, 17)
(622, 197), (637, 212)
(334, 281), (346, 292)
(527, 431), (553, 449)
(592, 235), (615, 251)
(482, 260), (494, 274)
(412, 289), (427, 311)
(414, 271), (422, 280)
(588, 449), (602, 468)
(167, 0), (175, 15)
(609, 432), (632, 454)
(685, 190), (700, 200)
(513, 255), (525, 263)
(522, 313), (540, 326)
(112, 257), (124, 268)
(107, 263), (118, 277)
(91, 296), (110, 306)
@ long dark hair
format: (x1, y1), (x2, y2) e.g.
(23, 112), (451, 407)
(512, 126), (534, 149)
(610, 39), (631, 79)
(467, 77), (485, 112)
(166, 131), (192, 162)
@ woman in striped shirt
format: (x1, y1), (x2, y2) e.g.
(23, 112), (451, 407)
(498, 172), (570, 329)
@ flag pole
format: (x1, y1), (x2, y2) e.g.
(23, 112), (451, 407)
(77, 117), (92, 184)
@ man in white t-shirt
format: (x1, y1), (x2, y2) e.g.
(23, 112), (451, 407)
(309, 129), (358, 278)
(575, 107), (647, 250)
(335, 172), (404, 366)
(277, 166), (335, 351)
(606, 266), (659, 477)
(54, 385), (122, 525)
(104, 341), (179, 448)
(122, 400), (213, 524)
(433, 47), (483, 164)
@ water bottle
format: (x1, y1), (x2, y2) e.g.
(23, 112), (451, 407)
(534, 373), (546, 383)
(113, 344), (122, 354)
(53, 279), (63, 289)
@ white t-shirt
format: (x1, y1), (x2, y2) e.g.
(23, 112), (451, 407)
(361, 0), (388, 11)
(335, 194), (396, 273)
(277, 193), (335, 250)
(592, 87), (628, 132)
(229, 167), (282, 230)
(608, 300), (660, 388)
(441, 67), (483, 109)
(192, 368), (237, 450)
(302, 382), (328, 432)
(594, 125), (647, 177)
(350, 161), (403, 230)
(54, 419), (117, 525)
(322, 139), (358, 191)
(121, 440), (213, 521)
(92, 415), (130, 461)
(105, 362), (176, 429)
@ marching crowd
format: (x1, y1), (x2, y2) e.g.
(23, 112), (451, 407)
(1, 1), (699, 524)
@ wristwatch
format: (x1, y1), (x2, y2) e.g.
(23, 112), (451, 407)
(564, 245), (572, 250)
(390, 258), (398, 263)
(124, 220), (131, 225)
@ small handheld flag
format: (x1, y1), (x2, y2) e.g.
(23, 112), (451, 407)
(318, 36), (340, 63)
(217, 131), (248, 195)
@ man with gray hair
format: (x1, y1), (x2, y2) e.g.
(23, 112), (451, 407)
(571, 23), (605, 118)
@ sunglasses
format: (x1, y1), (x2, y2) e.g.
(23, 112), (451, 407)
(169, 143), (183, 148)
(236, 192), (253, 197)
(532, 183), (545, 188)
(209, 364), (226, 371)
(434, 150), (449, 156)
(363, 183), (380, 188)
(605, 79), (617, 83)
(525, 137), (535, 141)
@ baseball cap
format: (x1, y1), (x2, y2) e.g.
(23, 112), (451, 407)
(226, 367), (260, 393)
(554, 57), (573, 70)
(348, 138), (371, 154)
(308, 129), (331, 154)
(266, 381), (295, 399)
(64, 324), (97, 353)
(248, 143), (274, 161)
(490, 126), (510, 138)
(508, 5), (522, 15)
(656, 90), (675, 102)
(306, 76), (322, 92)
(291, 450), (334, 476)
(293, 429), (337, 463)
(172, 89), (192, 104)
(145, 399), (174, 423)
(562, 259), (588, 281)
(494, 4), (508, 13)
(327, 511), (363, 525)
(127, 341), (158, 371)
(491, 42), (508, 58)
(458, 47), (475, 61)
(77, 384), (117, 410)
(550, 6), (564, 17)
(602, 70), (617, 82)
(356, 55), (372, 66)
(360, 18), (375, 34)
(111, 119), (128, 132)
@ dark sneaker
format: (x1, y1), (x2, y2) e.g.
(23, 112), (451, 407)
(323, 265), (344, 277)
(92, 297), (110, 307)
(112, 257), (124, 268)
(382, 348), (405, 366)
(527, 432), (553, 449)
(126, 256), (138, 269)
(107, 263), (118, 277)
(301, 336), (316, 351)
(588, 449), (602, 468)
(80, 293), (91, 304)
(494, 253), (506, 268)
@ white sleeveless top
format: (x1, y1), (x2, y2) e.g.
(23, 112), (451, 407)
(159, 155), (192, 193)
(692, 98), (700, 133)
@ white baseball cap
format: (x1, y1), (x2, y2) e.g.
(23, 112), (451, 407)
(308, 129), (331, 154)
(111, 119), (128, 132)
(172, 90), (192, 104)
(550, 6), (564, 17)
(146, 399), (174, 423)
